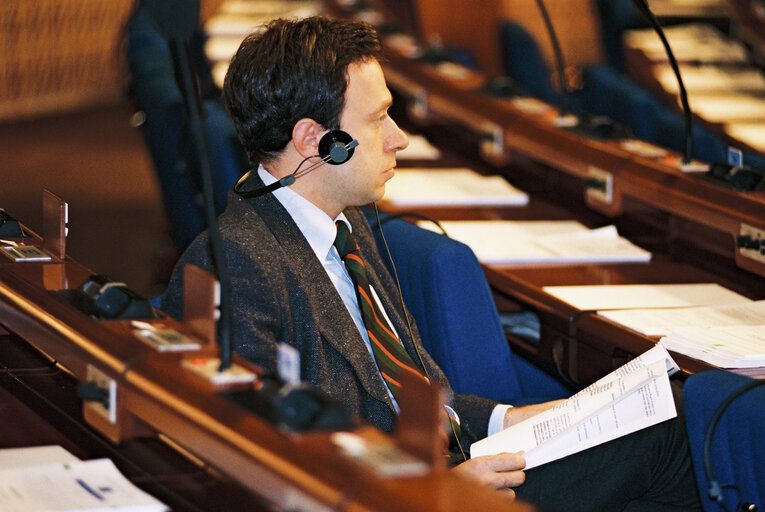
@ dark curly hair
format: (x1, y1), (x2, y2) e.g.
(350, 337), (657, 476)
(222, 16), (382, 164)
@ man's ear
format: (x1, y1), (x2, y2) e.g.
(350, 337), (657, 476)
(292, 118), (325, 159)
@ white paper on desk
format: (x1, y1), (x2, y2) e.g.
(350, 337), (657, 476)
(0, 458), (168, 512)
(424, 221), (650, 264)
(655, 65), (765, 94)
(598, 300), (765, 336)
(219, 0), (318, 15)
(543, 283), (751, 311)
(384, 168), (529, 206)
(471, 345), (678, 469)
(0, 445), (80, 470)
(660, 325), (765, 368)
(725, 122), (765, 153)
(396, 133), (442, 160)
(682, 93), (765, 122)
(624, 24), (747, 63)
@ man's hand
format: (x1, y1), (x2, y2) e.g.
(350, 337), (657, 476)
(503, 399), (566, 429)
(451, 452), (526, 499)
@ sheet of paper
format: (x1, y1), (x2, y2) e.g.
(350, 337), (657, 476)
(471, 345), (678, 468)
(654, 65), (765, 94)
(0, 458), (168, 512)
(543, 283), (751, 311)
(660, 325), (765, 368)
(0, 445), (80, 470)
(683, 93), (765, 122)
(624, 24), (747, 63)
(383, 168), (529, 206)
(396, 133), (442, 160)
(598, 300), (765, 336)
(725, 122), (765, 153)
(424, 221), (650, 264)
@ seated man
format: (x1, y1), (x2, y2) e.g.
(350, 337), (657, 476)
(163, 16), (700, 511)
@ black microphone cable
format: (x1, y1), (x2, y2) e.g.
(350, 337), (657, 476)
(534, 0), (570, 117)
(629, 0), (694, 165)
(371, 202), (468, 462)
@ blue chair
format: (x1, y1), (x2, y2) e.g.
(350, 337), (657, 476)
(596, 0), (645, 70)
(126, 0), (248, 252)
(683, 370), (765, 512)
(499, 21), (559, 107)
(368, 213), (571, 404)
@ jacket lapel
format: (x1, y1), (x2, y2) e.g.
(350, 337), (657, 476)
(242, 179), (395, 411)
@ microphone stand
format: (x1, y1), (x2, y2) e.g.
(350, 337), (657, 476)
(629, 0), (693, 165)
(534, 0), (571, 120)
(168, 38), (233, 371)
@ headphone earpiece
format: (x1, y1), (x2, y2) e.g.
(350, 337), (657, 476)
(318, 130), (357, 165)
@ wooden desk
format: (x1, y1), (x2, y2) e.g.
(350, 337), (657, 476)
(484, 260), (763, 385)
(0, 230), (535, 512)
(322, 0), (765, 386)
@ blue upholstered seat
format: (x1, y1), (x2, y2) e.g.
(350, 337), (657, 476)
(683, 370), (765, 512)
(126, 0), (248, 252)
(499, 21), (559, 107)
(368, 213), (570, 404)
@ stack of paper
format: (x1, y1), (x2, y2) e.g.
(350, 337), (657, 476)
(0, 446), (168, 512)
(660, 325), (765, 368)
(383, 168), (529, 207)
(396, 132), (442, 160)
(597, 300), (765, 336)
(725, 122), (765, 153)
(420, 220), (650, 264)
(655, 65), (765, 94)
(543, 283), (750, 311)
(683, 93), (765, 122)
(624, 23), (748, 64)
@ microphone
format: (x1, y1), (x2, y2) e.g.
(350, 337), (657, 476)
(534, 0), (572, 122)
(234, 134), (358, 199)
(535, 0), (632, 139)
(628, 0), (693, 165)
(630, 0), (765, 188)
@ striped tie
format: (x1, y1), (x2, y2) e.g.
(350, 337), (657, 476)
(334, 221), (460, 448)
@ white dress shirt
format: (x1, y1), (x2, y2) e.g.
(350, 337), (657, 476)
(258, 165), (509, 434)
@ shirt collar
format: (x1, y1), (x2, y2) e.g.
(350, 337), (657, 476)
(258, 165), (350, 261)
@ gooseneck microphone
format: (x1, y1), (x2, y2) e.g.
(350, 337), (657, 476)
(534, 0), (570, 118)
(629, 0), (693, 165)
(234, 130), (358, 199)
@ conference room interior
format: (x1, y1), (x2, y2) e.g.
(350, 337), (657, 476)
(1, 0), (765, 511)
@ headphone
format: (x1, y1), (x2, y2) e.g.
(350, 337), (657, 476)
(318, 129), (357, 166)
(234, 130), (358, 199)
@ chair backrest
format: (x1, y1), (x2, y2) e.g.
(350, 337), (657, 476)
(683, 370), (765, 512)
(367, 212), (569, 403)
(126, 0), (248, 252)
(500, 21), (559, 106)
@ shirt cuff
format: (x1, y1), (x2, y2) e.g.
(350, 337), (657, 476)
(488, 404), (513, 437)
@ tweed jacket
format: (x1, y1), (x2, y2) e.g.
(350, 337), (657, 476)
(162, 176), (497, 442)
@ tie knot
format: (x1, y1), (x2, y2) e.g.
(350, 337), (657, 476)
(334, 221), (358, 259)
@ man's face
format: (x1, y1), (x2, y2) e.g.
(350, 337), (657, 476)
(318, 59), (408, 214)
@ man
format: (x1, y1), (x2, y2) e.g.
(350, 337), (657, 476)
(163, 16), (700, 511)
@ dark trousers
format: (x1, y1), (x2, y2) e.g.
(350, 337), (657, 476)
(515, 384), (701, 512)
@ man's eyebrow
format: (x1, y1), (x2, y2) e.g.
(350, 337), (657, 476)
(372, 98), (393, 116)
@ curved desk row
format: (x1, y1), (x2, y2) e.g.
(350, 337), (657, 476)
(0, 195), (533, 512)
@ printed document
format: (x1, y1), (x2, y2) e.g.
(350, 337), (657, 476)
(542, 283), (750, 311)
(383, 168), (529, 207)
(470, 345), (679, 469)
(660, 325), (765, 368)
(0, 456), (168, 512)
(597, 300), (765, 336)
(422, 220), (650, 265)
